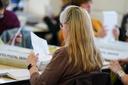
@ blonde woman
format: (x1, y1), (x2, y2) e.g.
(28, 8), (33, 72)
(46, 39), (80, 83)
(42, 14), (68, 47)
(27, 6), (103, 85)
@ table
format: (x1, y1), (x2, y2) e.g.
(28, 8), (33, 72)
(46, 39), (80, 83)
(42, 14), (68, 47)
(0, 45), (58, 85)
(0, 65), (30, 85)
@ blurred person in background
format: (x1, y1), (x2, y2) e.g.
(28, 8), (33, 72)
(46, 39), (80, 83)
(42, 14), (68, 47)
(119, 13), (128, 42)
(1, 28), (33, 49)
(43, 0), (70, 46)
(11, 0), (24, 12)
(0, 0), (32, 49)
(58, 0), (106, 44)
(0, 0), (20, 35)
(58, 0), (120, 45)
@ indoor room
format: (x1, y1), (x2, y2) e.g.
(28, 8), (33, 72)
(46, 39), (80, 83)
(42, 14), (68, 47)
(0, 0), (128, 85)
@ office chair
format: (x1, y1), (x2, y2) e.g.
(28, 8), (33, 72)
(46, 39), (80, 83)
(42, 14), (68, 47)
(60, 72), (111, 85)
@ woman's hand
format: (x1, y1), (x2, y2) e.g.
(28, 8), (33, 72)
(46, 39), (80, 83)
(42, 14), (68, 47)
(112, 27), (120, 40)
(109, 60), (128, 85)
(109, 60), (122, 74)
(27, 52), (38, 66)
(27, 52), (39, 75)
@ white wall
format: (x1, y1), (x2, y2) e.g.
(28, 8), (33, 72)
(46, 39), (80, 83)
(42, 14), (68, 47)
(124, 0), (128, 14)
(25, 0), (50, 18)
(49, 0), (62, 15)
(49, 0), (128, 26)
(24, 0), (62, 18)
(25, 0), (128, 26)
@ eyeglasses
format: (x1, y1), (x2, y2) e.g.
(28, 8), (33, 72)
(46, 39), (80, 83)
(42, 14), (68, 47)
(60, 23), (63, 28)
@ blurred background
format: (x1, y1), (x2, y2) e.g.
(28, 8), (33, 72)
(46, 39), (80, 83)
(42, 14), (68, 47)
(1, 0), (128, 47)
(9, 0), (128, 25)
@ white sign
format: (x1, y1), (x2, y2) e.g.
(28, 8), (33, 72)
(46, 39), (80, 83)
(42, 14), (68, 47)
(103, 11), (118, 41)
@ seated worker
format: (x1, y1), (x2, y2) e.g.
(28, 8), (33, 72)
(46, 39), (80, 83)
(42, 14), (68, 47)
(11, 0), (23, 12)
(43, 0), (70, 46)
(1, 28), (33, 49)
(109, 60), (128, 85)
(0, 0), (20, 35)
(119, 13), (128, 42)
(58, 0), (119, 45)
(92, 18), (106, 37)
(27, 6), (107, 85)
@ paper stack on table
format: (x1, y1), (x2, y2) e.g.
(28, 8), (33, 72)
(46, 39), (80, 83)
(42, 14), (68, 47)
(0, 33), (55, 83)
(95, 38), (128, 61)
(0, 69), (29, 80)
(0, 32), (53, 69)
(0, 45), (32, 68)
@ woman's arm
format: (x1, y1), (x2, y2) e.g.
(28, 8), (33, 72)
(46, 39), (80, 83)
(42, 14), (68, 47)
(27, 48), (68, 85)
(109, 60), (128, 85)
(120, 74), (128, 85)
(27, 52), (38, 74)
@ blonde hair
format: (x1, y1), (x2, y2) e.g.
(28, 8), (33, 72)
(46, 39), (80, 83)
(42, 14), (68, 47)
(60, 6), (102, 72)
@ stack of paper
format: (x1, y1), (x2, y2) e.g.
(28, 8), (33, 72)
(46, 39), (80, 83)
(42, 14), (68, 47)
(0, 32), (53, 69)
(100, 48), (128, 60)
(0, 45), (32, 68)
(0, 69), (30, 80)
(95, 38), (128, 60)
